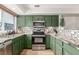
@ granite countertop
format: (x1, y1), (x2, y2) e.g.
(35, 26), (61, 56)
(49, 33), (79, 49)
(0, 33), (25, 44)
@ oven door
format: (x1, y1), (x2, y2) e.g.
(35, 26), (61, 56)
(32, 37), (45, 44)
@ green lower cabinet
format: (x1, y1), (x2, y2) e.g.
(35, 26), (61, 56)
(25, 35), (32, 49)
(50, 36), (79, 55)
(63, 50), (71, 55)
(22, 35), (26, 49)
(56, 45), (62, 55)
(19, 35), (25, 52)
(55, 39), (63, 55)
(50, 36), (53, 50)
(12, 38), (20, 55)
(12, 43), (19, 55)
(50, 36), (56, 54)
(63, 43), (79, 55)
(12, 35), (25, 55)
(52, 37), (56, 54)
(46, 35), (50, 49)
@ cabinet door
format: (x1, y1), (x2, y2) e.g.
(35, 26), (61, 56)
(19, 35), (26, 52)
(26, 35), (32, 49)
(51, 15), (59, 27)
(19, 36), (23, 52)
(22, 35), (26, 49)
(17, 16), (26, 27)
(50, 36), (53, 50)
(46, 35), (50, 49)
(12, 35), (26, 55)
(44, 16), (52, 27)
(32, 16), (44, 21)
(25, 16), (33, 27)
(12, 40), (20, 55)
(52, 37), (56, 54)
(55, 39), (62, 55)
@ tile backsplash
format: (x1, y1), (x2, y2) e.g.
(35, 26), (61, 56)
(21, 27), (33, 34)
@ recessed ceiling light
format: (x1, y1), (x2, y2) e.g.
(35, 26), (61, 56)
(34, 5), (40, 7)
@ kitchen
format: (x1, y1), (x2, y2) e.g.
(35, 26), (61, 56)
(0, 4), (79, 55)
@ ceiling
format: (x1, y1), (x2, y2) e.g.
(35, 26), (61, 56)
(3, 4), (79, 15)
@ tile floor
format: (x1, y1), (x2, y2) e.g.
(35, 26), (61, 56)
(20, 49), (55, 55)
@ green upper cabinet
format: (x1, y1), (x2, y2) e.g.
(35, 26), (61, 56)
(32, 16), (44, 21)
(17, 16), (26, 27)
(44, 16), (52, 27)
(51, 15), (59, 27)
(25, 16), (33, 27)
(17, 15), (59, 27)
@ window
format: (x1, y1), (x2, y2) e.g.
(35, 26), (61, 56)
(0, 10), (15, 32)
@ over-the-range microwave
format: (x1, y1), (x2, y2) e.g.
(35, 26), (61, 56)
(33, 21), (45, 27)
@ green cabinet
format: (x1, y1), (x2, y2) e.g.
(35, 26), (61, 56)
(52, 37), (56, 54)
(55, 39), (62, 55)
(25, 35), (32, 49)
(32, 16), (44, 21)
(12, 37), (20, 55)
(19, 35), (25, 52)
(50, 36), (79, 55)
(50, 36), (56, 54)
(44, 16), (52, 27)
(63, 43), (79, 55)
(25, 16), (33, 27)
(17, 15), (59, 27)
(50, 36), (53, 50)
(46, 35), (50, 49)
(51, 15), (59, 27)
(12, 35), (25, 55)
(17, 16), (26, 27)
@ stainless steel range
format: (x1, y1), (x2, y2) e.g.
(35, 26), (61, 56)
(32, 21), (45, 50)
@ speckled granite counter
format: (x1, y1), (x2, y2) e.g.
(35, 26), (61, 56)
(49, 34), (79, 49)
(0, 33), (25, 44)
